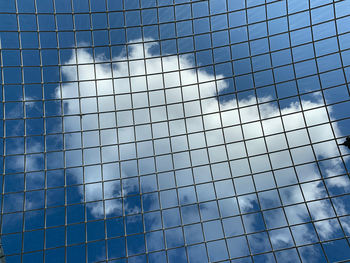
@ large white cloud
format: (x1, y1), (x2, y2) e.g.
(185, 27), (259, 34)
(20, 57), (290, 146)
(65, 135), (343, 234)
(56, 41), (349, 260)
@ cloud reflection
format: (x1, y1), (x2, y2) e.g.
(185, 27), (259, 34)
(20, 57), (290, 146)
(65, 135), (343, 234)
(57, 41), (349, 261)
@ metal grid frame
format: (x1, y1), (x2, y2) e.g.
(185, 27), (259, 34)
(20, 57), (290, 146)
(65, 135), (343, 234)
(1, 0), (350, 262)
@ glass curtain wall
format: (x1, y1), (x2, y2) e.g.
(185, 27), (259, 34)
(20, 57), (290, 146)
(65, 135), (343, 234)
(1, 0), (350, 262)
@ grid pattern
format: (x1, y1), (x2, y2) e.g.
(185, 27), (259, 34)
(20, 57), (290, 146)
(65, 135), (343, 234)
(1, 0), (350, 262)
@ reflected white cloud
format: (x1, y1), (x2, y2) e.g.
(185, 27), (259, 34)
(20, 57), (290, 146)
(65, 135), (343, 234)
(58, 40), (349, 260)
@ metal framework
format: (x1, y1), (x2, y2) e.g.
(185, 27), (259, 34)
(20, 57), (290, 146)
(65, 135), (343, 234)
(1, 0), (350, 262)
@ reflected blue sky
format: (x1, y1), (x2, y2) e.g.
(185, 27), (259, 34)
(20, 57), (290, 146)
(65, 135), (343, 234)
(1, 0), (350, 262)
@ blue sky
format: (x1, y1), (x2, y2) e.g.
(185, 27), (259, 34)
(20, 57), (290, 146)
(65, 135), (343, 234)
(1, 0), (350, 262)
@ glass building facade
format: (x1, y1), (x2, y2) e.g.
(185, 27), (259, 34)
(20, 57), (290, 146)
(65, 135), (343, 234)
(1, 0), (350, 262)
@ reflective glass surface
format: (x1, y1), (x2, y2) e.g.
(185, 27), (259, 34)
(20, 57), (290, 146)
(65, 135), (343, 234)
(1, 0), (350, 262)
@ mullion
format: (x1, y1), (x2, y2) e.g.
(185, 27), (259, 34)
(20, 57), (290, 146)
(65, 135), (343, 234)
(186, 1), (211, 262)
(204, 1), (239, 262)
(31, 0), (48, 262)
(154, 0), (177, 261)
(242, 0), (281, 260)
(172, 1), (199, 263)
(263, 0), (302, 261)
(13, 0), (29, 261)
